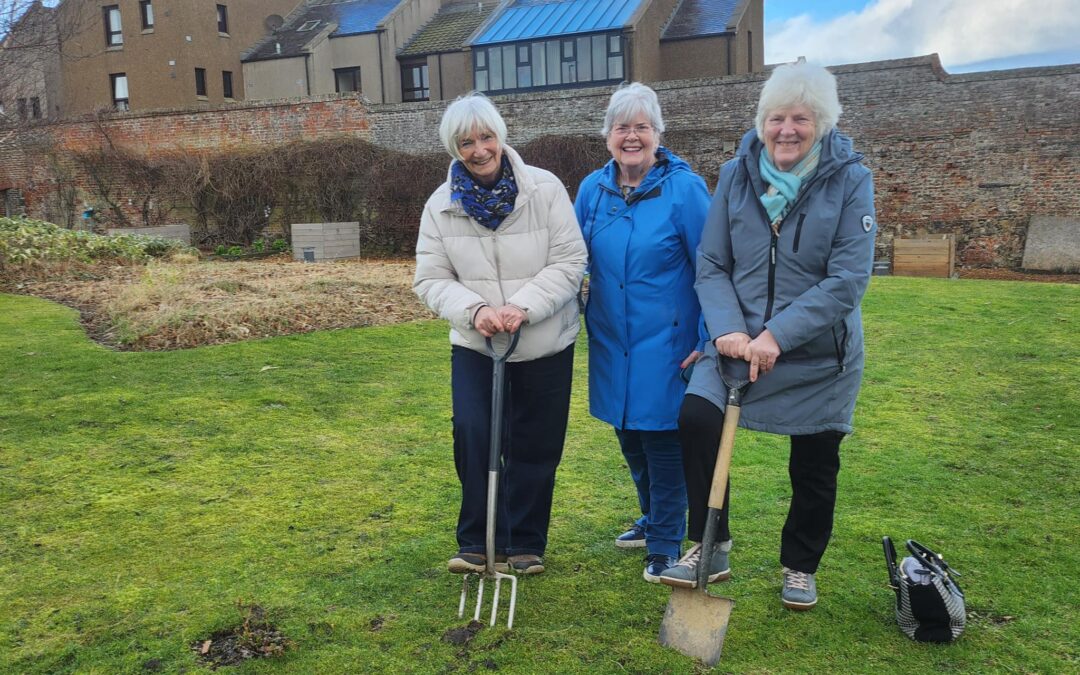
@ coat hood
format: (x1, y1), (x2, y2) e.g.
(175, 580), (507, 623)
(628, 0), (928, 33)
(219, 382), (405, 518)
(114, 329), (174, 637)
(737, 128), (863, 185)
(597, 147), (697, 194)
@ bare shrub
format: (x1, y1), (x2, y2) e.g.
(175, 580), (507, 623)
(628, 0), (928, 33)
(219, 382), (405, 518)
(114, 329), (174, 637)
(518, 134), (608, 201)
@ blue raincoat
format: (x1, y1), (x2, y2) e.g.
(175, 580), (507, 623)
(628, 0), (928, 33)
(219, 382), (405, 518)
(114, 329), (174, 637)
(575, 149), (711, 430)
(687, 128), (876, 435)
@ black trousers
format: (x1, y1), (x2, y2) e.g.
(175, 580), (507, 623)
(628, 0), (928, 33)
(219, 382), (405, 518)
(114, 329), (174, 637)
(678, 394), (843, 573)
(450, 343), (574, 557)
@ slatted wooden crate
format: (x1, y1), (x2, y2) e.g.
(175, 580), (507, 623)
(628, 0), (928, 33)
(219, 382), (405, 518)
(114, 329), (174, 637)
(893, 234), (956, 278)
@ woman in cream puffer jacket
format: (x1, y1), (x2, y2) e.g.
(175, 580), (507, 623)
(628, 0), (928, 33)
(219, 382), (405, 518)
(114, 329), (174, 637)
(414, 93), (586, 576)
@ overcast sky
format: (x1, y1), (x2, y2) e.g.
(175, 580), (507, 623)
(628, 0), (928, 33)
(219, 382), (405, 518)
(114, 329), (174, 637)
(765, 0), (1080, 72)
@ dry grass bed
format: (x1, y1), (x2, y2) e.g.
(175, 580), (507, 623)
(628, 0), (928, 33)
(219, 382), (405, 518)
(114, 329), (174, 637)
(17, 255), (433, 351)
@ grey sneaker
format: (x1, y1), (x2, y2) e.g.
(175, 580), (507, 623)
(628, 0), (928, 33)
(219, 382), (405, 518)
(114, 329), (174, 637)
(657, 540), (732, 589)
(781, 567), (817, 610)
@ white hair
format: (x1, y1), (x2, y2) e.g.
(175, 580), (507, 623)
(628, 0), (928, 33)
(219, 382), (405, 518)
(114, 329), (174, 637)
(755, 61), (842, 142)
(439, 92), (508, 160)
(601, 82), (666, 137)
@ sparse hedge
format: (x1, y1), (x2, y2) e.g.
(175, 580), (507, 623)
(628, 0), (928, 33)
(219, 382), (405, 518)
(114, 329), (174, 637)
(62, 135), (613, 257)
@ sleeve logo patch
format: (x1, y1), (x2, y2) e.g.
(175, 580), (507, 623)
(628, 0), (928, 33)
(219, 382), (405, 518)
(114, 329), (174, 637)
(862, 215), (874, 232)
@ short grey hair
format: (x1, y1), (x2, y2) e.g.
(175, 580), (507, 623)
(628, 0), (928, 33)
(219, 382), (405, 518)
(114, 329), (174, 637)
(601, 82), (666, 137)
(755, 61), (842, 142)
(439, 92), (508, 160)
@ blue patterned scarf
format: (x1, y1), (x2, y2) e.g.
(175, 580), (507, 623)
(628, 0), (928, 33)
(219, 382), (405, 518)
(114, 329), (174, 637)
(758, 140), (821, 234)
(450, 155), (518, 230)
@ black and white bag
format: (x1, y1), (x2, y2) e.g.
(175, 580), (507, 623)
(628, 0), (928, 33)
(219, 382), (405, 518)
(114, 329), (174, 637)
(883, 537), (966, 642)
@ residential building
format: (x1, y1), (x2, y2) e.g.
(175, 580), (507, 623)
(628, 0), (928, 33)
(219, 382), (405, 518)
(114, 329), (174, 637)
(243, 0), (763, 104)
(12, 0), (303, 116)
(0, 1), (63, 121)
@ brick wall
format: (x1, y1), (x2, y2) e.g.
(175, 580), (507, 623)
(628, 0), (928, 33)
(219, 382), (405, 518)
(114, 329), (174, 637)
(2, 55), (1077, 268)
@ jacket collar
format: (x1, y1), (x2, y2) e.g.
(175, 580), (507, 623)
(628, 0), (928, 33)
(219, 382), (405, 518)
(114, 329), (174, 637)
(598, 146), (690, 195)
(738, 128), (862, 195)
(439, 144), (535, 214)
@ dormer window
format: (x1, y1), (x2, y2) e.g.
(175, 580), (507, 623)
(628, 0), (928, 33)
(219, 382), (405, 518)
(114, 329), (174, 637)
(298, 20), (320, 32)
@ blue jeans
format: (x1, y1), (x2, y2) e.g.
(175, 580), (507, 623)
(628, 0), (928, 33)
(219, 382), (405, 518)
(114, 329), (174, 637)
(614, 428), (687, 558)
(451, 344), (574, 557)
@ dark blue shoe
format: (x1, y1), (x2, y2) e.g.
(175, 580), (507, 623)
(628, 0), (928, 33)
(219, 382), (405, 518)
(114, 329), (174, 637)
(615, 524), (647, 548)
(643, 553), (677, 583)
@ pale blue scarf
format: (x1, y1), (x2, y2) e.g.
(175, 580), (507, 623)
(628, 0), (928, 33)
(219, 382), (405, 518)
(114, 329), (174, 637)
(758, 140), (822, 234)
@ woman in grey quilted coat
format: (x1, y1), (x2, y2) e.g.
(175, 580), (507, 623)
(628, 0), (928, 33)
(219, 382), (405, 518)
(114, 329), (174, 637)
(658, 62), (877, 611)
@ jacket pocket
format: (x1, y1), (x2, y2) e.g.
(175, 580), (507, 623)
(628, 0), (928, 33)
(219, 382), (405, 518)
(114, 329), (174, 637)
(792, 213), (806, 253)
(831, 320), (849, 373)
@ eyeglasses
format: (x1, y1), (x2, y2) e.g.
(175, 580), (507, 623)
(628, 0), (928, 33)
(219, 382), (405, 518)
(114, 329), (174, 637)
(611, 123), (654, 137)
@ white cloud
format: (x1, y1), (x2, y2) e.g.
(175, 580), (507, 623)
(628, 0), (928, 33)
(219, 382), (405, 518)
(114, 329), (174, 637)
(765, 0), (1080, 70)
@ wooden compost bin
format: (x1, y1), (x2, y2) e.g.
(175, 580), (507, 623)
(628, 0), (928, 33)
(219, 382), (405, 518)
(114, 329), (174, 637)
(893, 234), (956, 277)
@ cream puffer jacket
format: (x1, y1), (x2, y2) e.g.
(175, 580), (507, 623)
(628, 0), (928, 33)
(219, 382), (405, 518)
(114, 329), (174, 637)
(414, 145), (587, 362)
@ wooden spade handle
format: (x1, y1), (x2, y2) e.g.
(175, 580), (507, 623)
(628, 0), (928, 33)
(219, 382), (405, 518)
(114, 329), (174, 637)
(708, 403), (740, 510)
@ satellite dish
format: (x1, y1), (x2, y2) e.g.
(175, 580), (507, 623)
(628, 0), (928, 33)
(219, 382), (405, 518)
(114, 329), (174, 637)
(265, 14), (284, 31)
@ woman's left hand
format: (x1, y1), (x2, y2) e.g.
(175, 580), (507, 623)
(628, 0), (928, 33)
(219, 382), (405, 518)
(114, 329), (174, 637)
(496, 305), (528, 333)
(743, 329), (781, 382)
(680, 350), (703, 369)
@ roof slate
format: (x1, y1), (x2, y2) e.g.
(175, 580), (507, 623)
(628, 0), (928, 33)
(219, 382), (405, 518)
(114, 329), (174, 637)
(245, 0), (401, 62)
(399, 1), (496, 57)
(662, 0), (740, 40)
(472, 0), (643, 46)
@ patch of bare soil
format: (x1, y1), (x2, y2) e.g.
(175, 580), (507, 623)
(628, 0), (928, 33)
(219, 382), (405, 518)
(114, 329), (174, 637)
(9, 255), (435, 351)
(191, 605), (291, 669)
(958, 268), (1079, 284)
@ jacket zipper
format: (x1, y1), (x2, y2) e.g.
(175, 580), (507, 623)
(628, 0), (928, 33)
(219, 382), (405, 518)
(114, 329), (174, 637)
(792, 213), (806, 253)
(764, 231), (777, 320)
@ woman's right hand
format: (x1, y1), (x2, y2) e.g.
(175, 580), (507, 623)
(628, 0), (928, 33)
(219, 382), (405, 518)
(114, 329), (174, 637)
(714, 332), (751, 359)
(474, 306), (505, 337)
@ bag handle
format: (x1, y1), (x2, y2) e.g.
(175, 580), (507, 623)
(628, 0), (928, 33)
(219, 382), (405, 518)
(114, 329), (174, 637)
(906, 539), (964, 597)
(882, 536), (901, 591)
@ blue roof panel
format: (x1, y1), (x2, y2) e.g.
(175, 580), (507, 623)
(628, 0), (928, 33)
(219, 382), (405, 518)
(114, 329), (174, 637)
(472, 0), (643, 45)
(332, 0), (402, 35)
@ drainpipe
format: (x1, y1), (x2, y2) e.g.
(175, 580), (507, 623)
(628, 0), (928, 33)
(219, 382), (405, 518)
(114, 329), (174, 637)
(377, 30), (386, 103)
(304, 53), (312, 95)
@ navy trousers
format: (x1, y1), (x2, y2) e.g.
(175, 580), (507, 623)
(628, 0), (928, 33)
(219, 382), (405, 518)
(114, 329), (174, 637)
(451, 343), (575, 557)
(614, 429), (687, 558)
(678, 394), (843, 573)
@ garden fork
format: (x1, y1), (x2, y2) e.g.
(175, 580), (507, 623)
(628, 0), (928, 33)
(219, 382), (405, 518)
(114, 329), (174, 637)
(458, 332), (520, 629)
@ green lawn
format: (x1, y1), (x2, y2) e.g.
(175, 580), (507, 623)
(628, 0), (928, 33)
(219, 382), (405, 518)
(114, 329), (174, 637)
(1, 276), (1077, 674)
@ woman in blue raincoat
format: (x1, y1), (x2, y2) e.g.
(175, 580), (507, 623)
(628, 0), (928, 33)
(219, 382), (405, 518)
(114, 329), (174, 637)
(575, 83), (711, 583)
(658, 62), (876, 611)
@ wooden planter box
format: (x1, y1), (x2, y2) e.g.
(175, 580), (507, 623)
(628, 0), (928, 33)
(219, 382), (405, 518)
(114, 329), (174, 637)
(893, 234), (955, 278)
(291, 222), (360, 262)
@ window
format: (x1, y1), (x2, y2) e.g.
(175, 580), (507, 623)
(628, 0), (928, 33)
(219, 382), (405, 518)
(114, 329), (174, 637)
(16, 98), (27, 120)
(297, 20), (320, 32)
(195, 68), (207, 96)
(401, 60), (428, 101)
(222, 71), (234, 98)
(110, 73), (129, 110)
(747, 31), (753, 72)
(608, 34), (623, 80)
(474, 32), (625, 94)
(140, 1), (154, 29)
(103, 5), (122, 46)
(30, 97), (41, 119)
(216, 4), (228, 34)
(334, 67), (361, 93)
